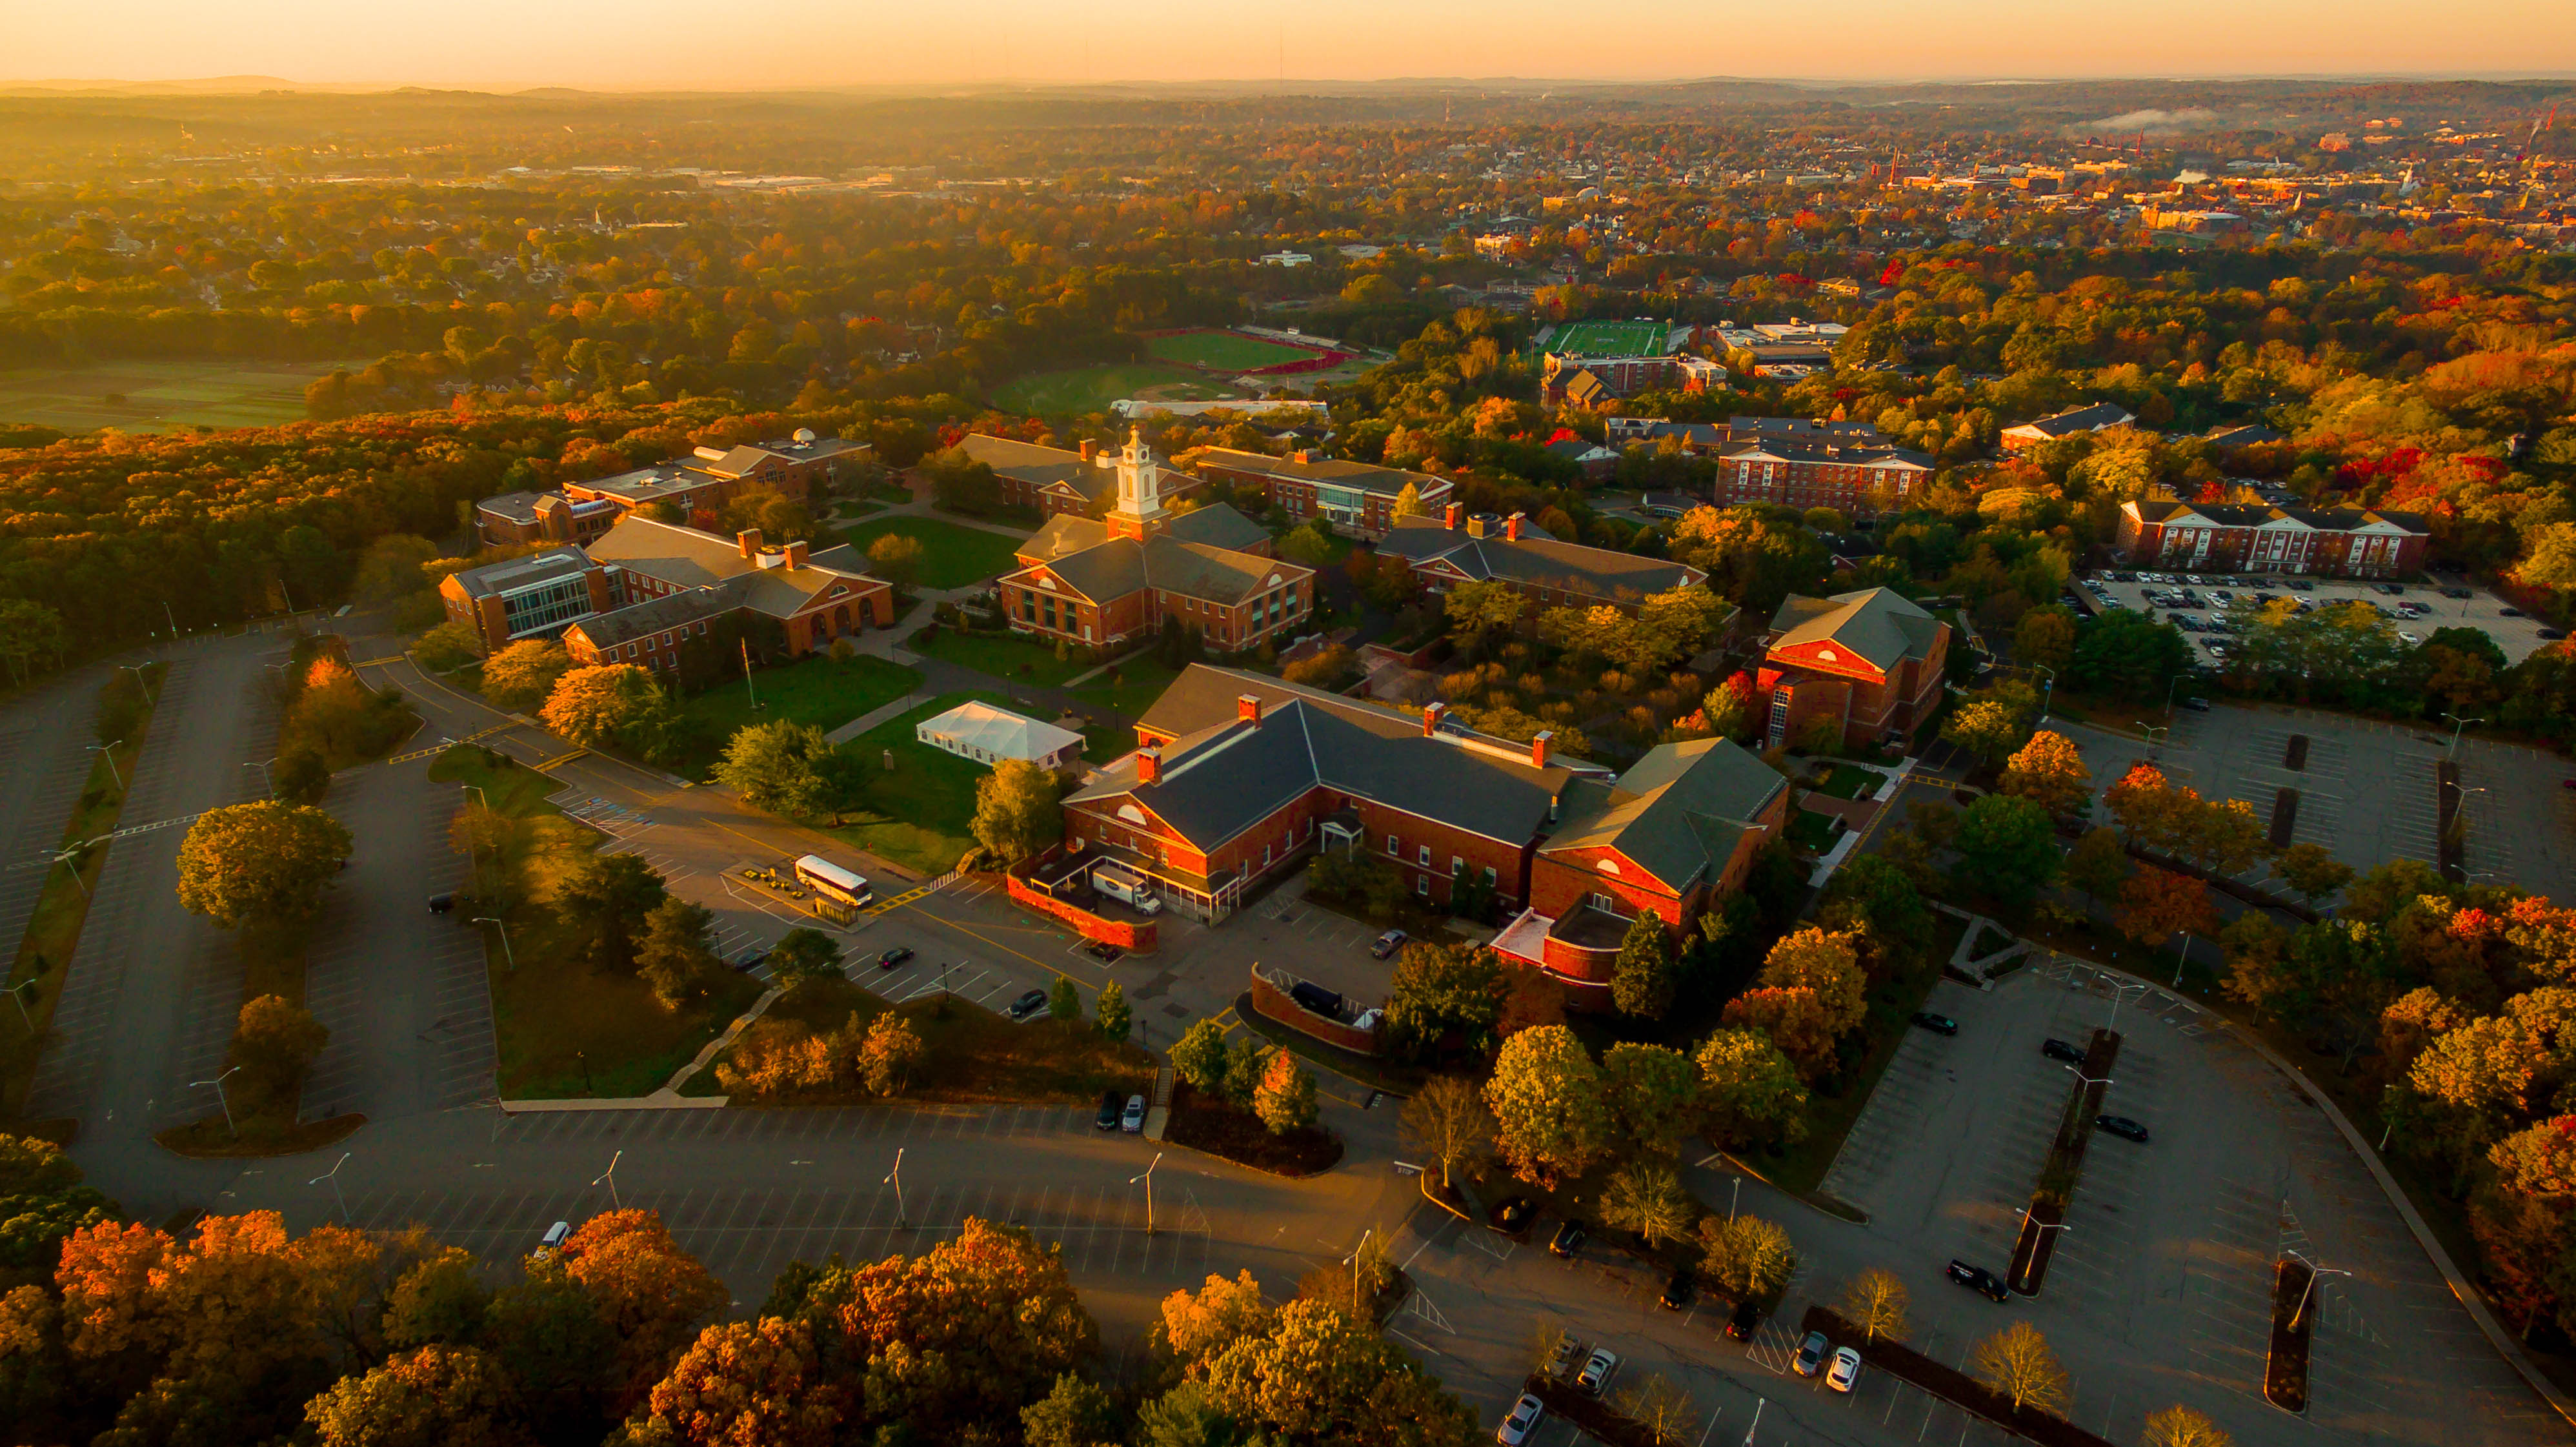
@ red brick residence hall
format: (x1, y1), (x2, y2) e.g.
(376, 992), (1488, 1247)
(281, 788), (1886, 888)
(2115, 499), (2430, 578)
(1753, 588), (1951, 751)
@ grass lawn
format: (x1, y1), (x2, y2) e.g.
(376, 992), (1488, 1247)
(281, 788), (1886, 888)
(1805, 764), (1879, 800)
(835, 515), (1025, 589)
(1068, 656), (1184, 717)
(915, 627), (1092, 687)
(670, 654), (921, 776)
(1144, 329), (1325, 370)
(427, 743), (565, 817)
(0, 358), (371, 433)
(1787, 809), (1842, 853)
(991, 363), (1227, 416)
(1758, 910), (1969, 1206)
(819, 691), (1018, 876)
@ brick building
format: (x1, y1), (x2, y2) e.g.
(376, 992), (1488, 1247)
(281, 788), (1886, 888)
(474, 430), (872, 547)
(2115, 499), (2430, 578)
(439, 514), (894, 661)
(953, 433), (1205, 519)
(1540, 352), (1678, 403)
(1067, 665), (1603, 924)
(1183, 447), (1451, 538)
(1713, 437), (1934, 514)
(1487, 738), (1791, 1007)
(1999, 402), (2135, 452)
(995, 432), (1315, 654)
(1375, 505), (1709, 613)
(1753, 589), (1951, 751)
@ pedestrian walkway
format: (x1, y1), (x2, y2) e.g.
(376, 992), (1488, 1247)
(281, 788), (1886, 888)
(825, 690), (930, 745)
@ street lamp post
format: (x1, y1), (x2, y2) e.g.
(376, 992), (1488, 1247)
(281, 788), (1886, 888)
(2287, 1253), (2351, 1333)
(117, 663), (157, 707)
(2141, 724), (2169, 755)
(2171, 929), (2199, 989)
(2031, 663), (2055, 725)
(474, 918), (516, 971)
(2162, 673), (2185, 720)
(192, 1064), (243, 1137)
(41, 838), (107, 900)
(1742, 1396), (1765, 1447)
(2442, 713), (2485, 759)
(1728, 1173), (1743, 1222)
(310, 1151), (354, 1225)
(85, 744), (124, 793)
(1131, 1151), (1165, 1235)
(243, 758), (276, 794)
(885, 1147), (907, 1225)
(6, 979), (36, 1033)
(594, 1149), (623, 1211)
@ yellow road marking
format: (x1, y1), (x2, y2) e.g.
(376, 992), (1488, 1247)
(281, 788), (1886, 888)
(531, 748), (590, 773)
(386, 722), (517, 766)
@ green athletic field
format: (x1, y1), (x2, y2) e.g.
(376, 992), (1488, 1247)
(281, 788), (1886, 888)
(0, 359), (369, 433)
(1143, 329), (1325, 371)
(1547, 319), (1669, 358)
(990, 363), (1229, 416)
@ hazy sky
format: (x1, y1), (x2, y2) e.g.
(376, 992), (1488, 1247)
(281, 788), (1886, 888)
(12, 0), (2576, 89)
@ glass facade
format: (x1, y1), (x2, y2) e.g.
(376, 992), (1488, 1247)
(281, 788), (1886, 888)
(500, 575), (596, 636)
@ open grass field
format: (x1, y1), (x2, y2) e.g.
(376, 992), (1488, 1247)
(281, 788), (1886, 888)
(0, 358), (370, 433)
(1143, 329), (1326, 371)
(1545, 319), (1668, 358)
(833, 514), (1024, 589)
(991, 363), (1225, 416)
(670, 654), (921, 776)
(823, 690), (1020, 876)
(912, 627), (1092, 687)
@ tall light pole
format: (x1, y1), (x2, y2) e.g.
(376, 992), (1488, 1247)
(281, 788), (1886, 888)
(162, 600), (179, 640)
(1351, 1228), (1373, 1311)
(243, 758), (276, 794)
(85, 744), (124, 793)
(2141, 724), (2169, 756)
(594, 1149), (623, 1210)
(1742, 1396), (1765, 1447)
(2171, 928), (2200, 989)
(310, 1151), (353, 1225)
(1131, 1151), (1164, 1236)
(117, 663), (157, 707)
(885, 1147), (907, 1225)
(192, 1064), (243, 1137)
(475, 918), (516, 971)
(2442, 713), (2484, 759)
(1728, 1173), (1743, 1222)
(6, 979), (36, 1034)
(2162, 672), (2186, 720)
(39, 838), (107, 900)
(2031, 663), (2055, 725)
(2288, 1252), (2350, 1333)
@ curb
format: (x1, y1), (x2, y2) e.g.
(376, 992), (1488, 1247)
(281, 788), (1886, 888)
(2068, 955), (2576, 1429)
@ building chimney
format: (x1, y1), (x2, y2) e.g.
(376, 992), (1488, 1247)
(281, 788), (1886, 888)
(1505, 511), (1527, 541)
(1444, 502), (1464, 530)
(1422, 701), (1447, 737)
(783, 540), (809, 569)
(1080, 438), (1097, 463)
(1531, 729), (1553, 769)
(1237, 693), (1262, 724)
(1293, 449), (1314, 465)
(1136, 747), (1162, 785)
(736, 528), (763, 560)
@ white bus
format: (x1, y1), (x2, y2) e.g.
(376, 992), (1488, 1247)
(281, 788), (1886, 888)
(793, 855), (874, 918)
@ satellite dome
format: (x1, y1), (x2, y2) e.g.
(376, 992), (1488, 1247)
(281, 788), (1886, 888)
(792, 427), (817, 444)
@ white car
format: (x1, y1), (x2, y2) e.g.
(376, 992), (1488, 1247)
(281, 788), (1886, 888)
(1577, 1346), (1620, 1396)
(2400, 631), (2422, 645)
(1497, 1393), (1546, 1444)
(1827, 1345), (1863, 1393)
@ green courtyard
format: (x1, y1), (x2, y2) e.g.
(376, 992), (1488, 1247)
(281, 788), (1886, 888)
(670, 654), (920, 776)
(836, 514), (1025, 589)
(824, 691), (1020, 876)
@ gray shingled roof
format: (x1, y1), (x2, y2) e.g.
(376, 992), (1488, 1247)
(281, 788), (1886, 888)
(1012, 521), (1306, 607)
(1377, 518), (1702, 602)
(1078, 665), (1575, 849)
(1766, 588), (1940, 672)
(583, 516), (883, 620)
(961, 434), (1102, 494)
(1544, 738), (1787, 891)
(1018, 503), (1270, 566)
(1187, 447), (1437, 500)
(570, 587), (736, 649)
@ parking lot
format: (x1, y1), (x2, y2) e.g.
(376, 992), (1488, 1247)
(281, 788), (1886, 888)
(2077, 568), (2558, 665)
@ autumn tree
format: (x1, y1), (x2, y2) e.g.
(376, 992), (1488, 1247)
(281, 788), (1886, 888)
(1840, 1268), (1909, 1342)
(232, 993), (328, 1104)
(1697, 1214), (1795, 1299)
(1254, 1049), (1320, 1136)
(860, 1013), (927, 1096)
(1694, 1028), (1810, 1149)
(556, 851), (668, 974)
(305, 1344), (530, 1447)
(1172, 1019), (1230, 1095)
(176, 800), (354, 927)
(1485, 1026), (1615, 1186)
(1603, 1041), (1698, 1159)
(1095, 980), (1131, 1043)
(635, 898), (723, 1007)
(1951, 794), (2061, 905)
(1021, 1371), (1122, 1447)
(1753, 929), (1867, 1037)
(2271, 842), (2356, 907)
(2219, 913), (2298, 1023)
(640, 1315), (843, 1447)
(1383, 942), (1504, 1059)
(2141, 1404), (2231, 1447)
(1971, 1322), (2071, 1413)
(866, 534), (926, 590)
(972, 760), (1063, 864)
(1597, 1162), (1696, 1248)
(1722, 987), (1839, 1080)
(1194, 1296), (1477, 1446)
(2062, 825), (2133, 914)
(481, 639), (572, 712)
(714, 721), (836, 818)
(2014, 605), (2077, 673)
(539, 665), (665, 751)
(1400, 1076), (1494, 1189)
(556, 1210), (730, 1413)
(1443, 579), (1528, 658)
(767, 927), (844, 987)
(1942, 697), (2031, 767)
(2117, 867), (2220, 958)
(1613, 1372), (1700, 1447)
(2000, 730), (2091, 817)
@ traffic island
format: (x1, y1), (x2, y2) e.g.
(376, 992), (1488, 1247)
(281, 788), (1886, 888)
(2009, 1026), (2122, 1296)
(2265, 1255), (2314, 1413)
(1799, 1306), (2116, 1447)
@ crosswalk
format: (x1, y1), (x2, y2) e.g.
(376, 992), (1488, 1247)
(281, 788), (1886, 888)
(385, 722), (518, 767)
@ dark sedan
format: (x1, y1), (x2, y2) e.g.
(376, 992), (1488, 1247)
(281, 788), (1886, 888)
(1094, 1090), (1122, 1131)
(1910, 1011), (1959, 1036)
(1658, 1272), (1695, 1311)
(1006, 989), (1049, 1021)
(876, 946), (914, 970)
(1948, 1259), (2011, 1302)
(1548, 1221), (1587, 1259)
(2096, 1114), (2152, 1144)
(2041, 1037), (2086, 1065)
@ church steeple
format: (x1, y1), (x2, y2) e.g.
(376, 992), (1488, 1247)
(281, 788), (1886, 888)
(1105, 426), (1171, 541)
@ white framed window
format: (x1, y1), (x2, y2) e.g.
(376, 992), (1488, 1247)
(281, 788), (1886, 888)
(1416, 873), (1431, 896)
(1451, 854), (1465, 876)
(1417, 845), (1432, 867)
(1588, 891), (1623, 916)
(1484, 866), (1498, 886)
(1387, 833), (1400, 856)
